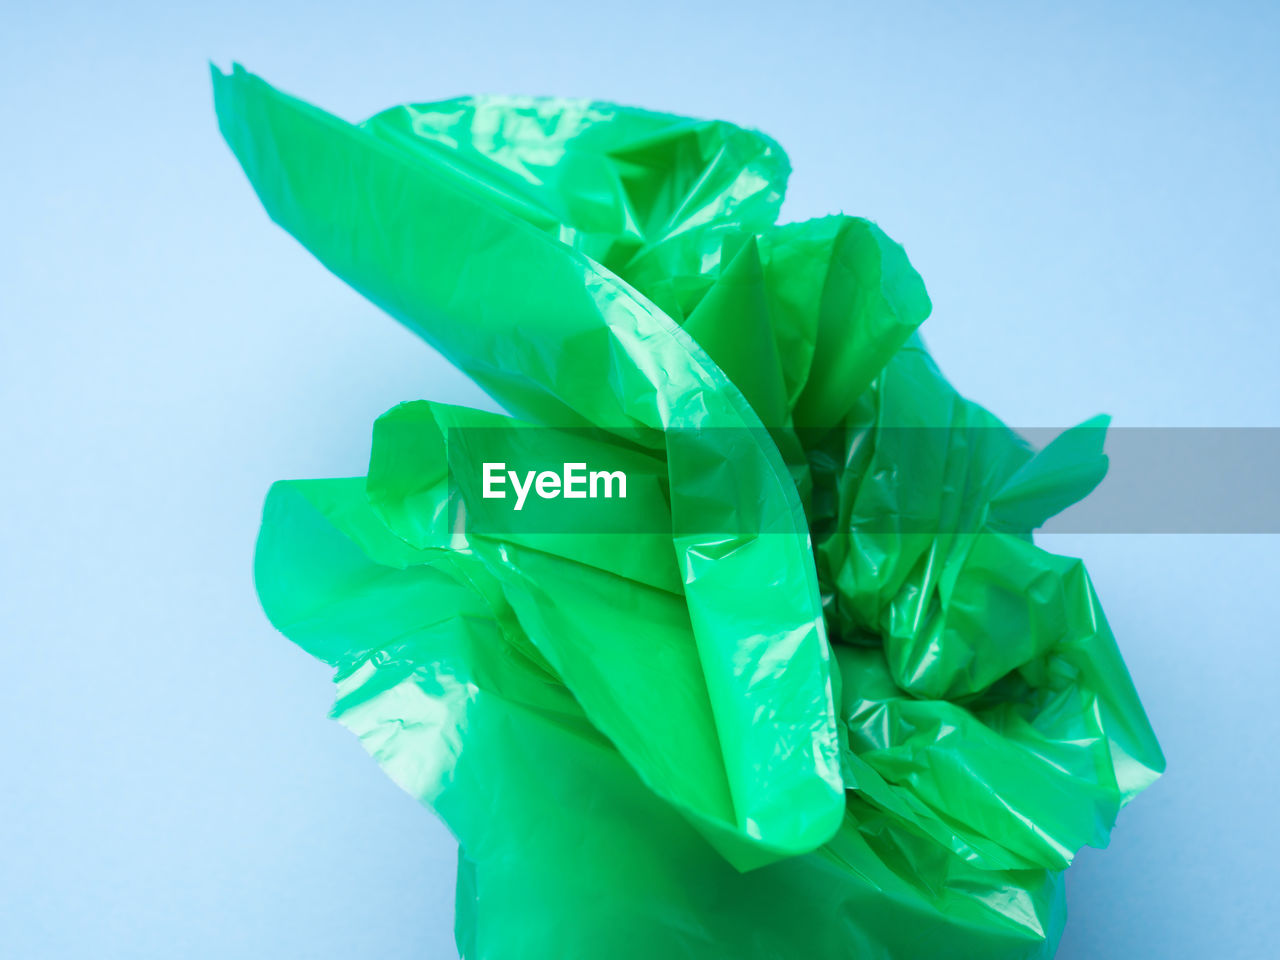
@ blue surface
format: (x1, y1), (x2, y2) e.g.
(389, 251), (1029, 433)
(2, 2), (1277, 957)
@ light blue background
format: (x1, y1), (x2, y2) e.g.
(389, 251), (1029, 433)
(2, 2), (1277, 957)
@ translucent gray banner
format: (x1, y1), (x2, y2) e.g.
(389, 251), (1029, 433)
(441, 426), (1280, 535)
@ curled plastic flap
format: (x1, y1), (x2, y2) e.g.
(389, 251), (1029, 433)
(220, 64), (1163, 959)
(213, 64), (845, 864)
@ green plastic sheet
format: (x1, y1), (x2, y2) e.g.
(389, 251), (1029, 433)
(215, 64), (1164, 958)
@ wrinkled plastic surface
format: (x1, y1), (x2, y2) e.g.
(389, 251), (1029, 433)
(215, 64), (1164, 958)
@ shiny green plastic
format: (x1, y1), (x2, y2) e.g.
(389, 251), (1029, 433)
(215, 64), (1164, 958)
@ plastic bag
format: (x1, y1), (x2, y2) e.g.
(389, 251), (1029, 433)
(214, 64), (1163, 958)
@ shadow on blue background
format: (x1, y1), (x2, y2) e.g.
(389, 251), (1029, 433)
(2, 2), (1276, 957)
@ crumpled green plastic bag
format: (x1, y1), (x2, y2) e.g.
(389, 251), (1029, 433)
(214, 63), (1164, 958)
